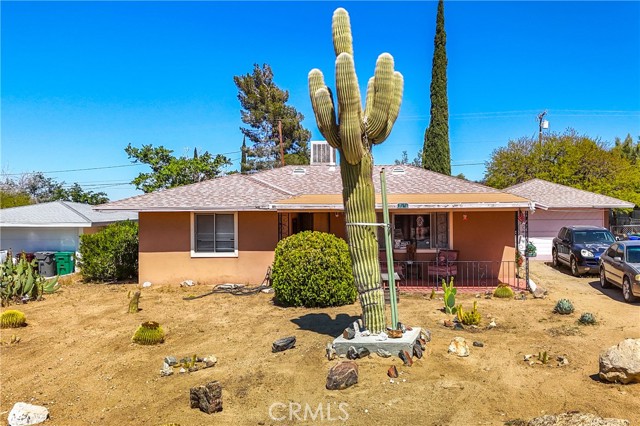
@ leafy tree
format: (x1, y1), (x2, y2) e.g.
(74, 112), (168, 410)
(394, 150), (423, 167)
(0, 173), (108, 206)
(422, 0), (451, 175)
(64, 183), (109, 205)
(0, 191), (33, 208)
(612, 133), (639, 164)
(484, 129), (640, 207)
(234, 64), (311, 171)
(125, 143), (231, 193)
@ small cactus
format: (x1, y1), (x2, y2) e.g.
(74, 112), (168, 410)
(132, 321), (165, 345)
(0, 310), (26, 328)
(457, 301), (481, 326)
(538, 350), (549, 364)
(553, 299), (574, 315)
(578, 312), (596, 325)
(442, 277), (457, 314)
(493, 284), (514, 299)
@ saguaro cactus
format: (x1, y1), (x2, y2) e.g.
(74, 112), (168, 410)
(308, 8), (403, 333)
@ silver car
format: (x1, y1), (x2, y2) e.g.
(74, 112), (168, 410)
(599, 240), (640, 303)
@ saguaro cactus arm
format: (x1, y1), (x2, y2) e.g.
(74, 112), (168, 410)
(309, 69), (340, 148)
(336, 53), (364, 165)
(371, 71), (404, 144)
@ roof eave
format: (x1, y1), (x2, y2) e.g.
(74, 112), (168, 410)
(272, 202), (533, 210)
(0, 223), (91, 228)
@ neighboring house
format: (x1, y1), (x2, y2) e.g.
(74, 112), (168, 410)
(98, 164), (533, 288)
(504, 179), (634, 259)
(0, 201), (138, 255)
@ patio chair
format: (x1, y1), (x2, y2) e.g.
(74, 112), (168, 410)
(427, 249), (459, 281)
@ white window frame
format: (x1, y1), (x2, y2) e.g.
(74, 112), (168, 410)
(190, 212), (239, 258)
(391, 212), (451, 253)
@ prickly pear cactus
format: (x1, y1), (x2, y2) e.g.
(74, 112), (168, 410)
(553, 299), (574, 315)
(442, 277), (457, 314)
(308, 8), (403, 333)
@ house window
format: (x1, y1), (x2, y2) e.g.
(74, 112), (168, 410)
(193, 213), (236, 255)
(393, 213), (449, 250)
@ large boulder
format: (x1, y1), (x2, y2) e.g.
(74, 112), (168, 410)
(326, 361), (358, 390)
(599, 338), (640, 384)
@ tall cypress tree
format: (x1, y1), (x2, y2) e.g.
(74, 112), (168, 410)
(422, 0), (451, 175)
(240, 136), (249, 173)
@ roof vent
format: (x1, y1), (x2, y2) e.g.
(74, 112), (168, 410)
(391, 166), (406, 175)
(292, 167), (306, 175)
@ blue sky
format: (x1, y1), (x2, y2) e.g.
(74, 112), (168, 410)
(2, 1), (639, 201)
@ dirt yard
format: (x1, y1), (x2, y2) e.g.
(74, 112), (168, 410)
(1, 261), (639, 426)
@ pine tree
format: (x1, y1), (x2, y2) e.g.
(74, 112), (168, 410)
(234, 64), (311, 171)
(422, 0), (451, 175)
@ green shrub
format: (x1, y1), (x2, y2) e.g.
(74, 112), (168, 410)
(271, 231), (356, 307)
(78, 221), (138, 282)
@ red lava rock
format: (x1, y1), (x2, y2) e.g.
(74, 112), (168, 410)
(387, 329), (403, 339)
(399, 350), (413, 366)
(387, 365), (399, 378)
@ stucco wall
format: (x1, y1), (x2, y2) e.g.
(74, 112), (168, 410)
(138, 211), (278, 285)
(451, 211), (515, 263)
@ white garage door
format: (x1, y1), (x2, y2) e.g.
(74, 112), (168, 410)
(528, 210), (604, 238)
(528, 210), (605, 260)
(0, 227), (80, 254)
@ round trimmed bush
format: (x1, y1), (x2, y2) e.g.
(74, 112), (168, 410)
(271, 231), (357, 307)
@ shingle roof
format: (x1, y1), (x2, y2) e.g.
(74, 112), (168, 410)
(98, 165), (531, 211)
(0, 201), (138, 227)
(504, 179), (635, 209)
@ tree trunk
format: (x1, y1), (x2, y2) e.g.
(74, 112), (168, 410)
(340, 152), (386, 333)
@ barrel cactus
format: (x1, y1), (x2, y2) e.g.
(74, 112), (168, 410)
(308, 8), (404, 333)
(553, 299), (574, 315)
(0, 309), (26, 328)
(578, 312), (596, 325)
(493, 284), (514, 299)
(132, 321), (165, 345)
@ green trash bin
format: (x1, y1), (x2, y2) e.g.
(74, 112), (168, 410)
(55, 252), (75, 275)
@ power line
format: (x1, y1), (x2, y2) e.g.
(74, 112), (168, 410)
(1, 164), (143, 176)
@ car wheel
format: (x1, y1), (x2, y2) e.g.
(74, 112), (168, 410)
(622, 277), (638, 303)
(600, 267), (610, 289)
(552, 248), (558, 267)
(570, 257), (580, 277)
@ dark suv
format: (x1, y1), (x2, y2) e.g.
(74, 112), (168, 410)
(552, 226), (615, 276)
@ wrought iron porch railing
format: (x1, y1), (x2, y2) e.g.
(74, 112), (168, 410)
(380, 260), (526, 290)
